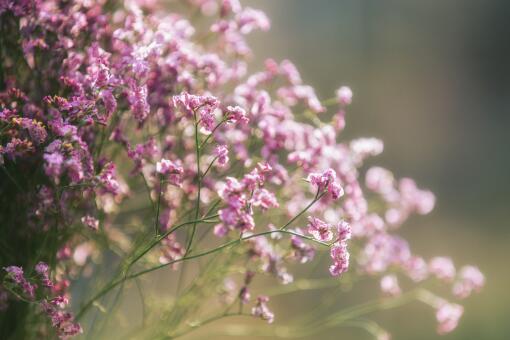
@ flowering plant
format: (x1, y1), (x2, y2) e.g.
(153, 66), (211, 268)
(0, 1), (484, 339)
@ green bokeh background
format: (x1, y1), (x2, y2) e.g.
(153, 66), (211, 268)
(239, 1), (509, 339)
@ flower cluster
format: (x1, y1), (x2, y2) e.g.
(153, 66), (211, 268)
(3, 263), (81, 339)
(0, 0), (483, 339)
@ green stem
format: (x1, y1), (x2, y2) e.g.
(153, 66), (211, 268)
(77, 190), (324, 320)
(199, 117), (228, 150)
(155, 175), (163, 237)
(128, 229), (328, 280)
(280, 189), (325, 230)
(186, 114), (201, 254)
(169, 312), (249, 339)
(201, 156), (218, 179)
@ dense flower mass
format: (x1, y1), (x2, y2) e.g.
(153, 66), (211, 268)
(0, 0), (483, 339)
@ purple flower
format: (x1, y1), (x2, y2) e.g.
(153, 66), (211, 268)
(172, 92), (220, 131)
(81, 215), (99, 231)
(156, 159), (184, 187)
(307, 216), (333, 242)
(4, 266), (36, 299)
(35, 262), (53, 287)
(213, 145), (229, 166)
(329, 242), (350, 277)
(127, 84), (150, 123)
(44, 152), (64, 181)
(290, 233), (315, 263)
(252, 188), (278, 210)
(307, 168), (344, 199)
(225, 105), (249, 125)
(251, 295), (274, 323)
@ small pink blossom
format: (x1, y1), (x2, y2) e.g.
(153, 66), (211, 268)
(251, 295), (274, 323)
(336, 86), (353, 106)
(172, 92), (220, 131)
(290, 232), (315, 263)
(225, 105), (249, 124)
(81, 215), (99, 231)
(252, 188), (279, 210)
(429, 257), (456, 282)
(156, 158), (184, 186)
(3, 266), (36, 299)
(236, 8), (270, 34)
(350, 138), (384, 160)
(213, 145), (229, 166)
(452, 265), (485, 299)
(336, 221), (352, 242)
(436, 302), (464, 335)
(35, 262), (53, 287)
(307, 168), (344, 199)
(380, 274), (401, 296)
(307, 216), (333, 242)
(405, 256), (429, 282)
(329, 241), (350, 277)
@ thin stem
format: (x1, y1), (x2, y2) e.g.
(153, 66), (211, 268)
(129, 214), (219, 269)
(155, 175), (163, 237)
(1, 165), (23, 191)
(280, 189), (325, 230)
(76, 215), (218, 320)
(134, 278), (147, 328)
(140, 173), (156, 212)
(77, 192), (324, 320)
(129, 229), (329, 280)
(199, 117), (228, 149)
(186, 114), (201, 254)
(169, 312), (249, 339)
(201, 156), (218, 179)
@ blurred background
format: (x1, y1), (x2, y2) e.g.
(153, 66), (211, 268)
(239, 0), (510, 339)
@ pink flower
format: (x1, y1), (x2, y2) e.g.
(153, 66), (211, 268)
(436, 302), (464, 334)
(98, 162), (121, 195)
(156, 159), (184, 186)
(81, 215), (99, 231)
(307, 216), (333, 242)
(336, 86), (353, 106)
(127, 84), (150, 123)
(350, 138), (384, 160)
(252, 188), (279, 210)
(225, 105), (249, 124)
(35, 262), (53, 288)
(251, 295), (274, 323)
(236, 8), (270, 34)
(365, 167), (395, 195)
(40, 298), (83, 339)
(172, 92), (220, 131)
(452, 265), (485, 299)
(404, 256), (429, 282)
(399, 178), (436, 215)
(290, 233), (315, 263)
(329, 241), (350, 277)
(429, 257), (456, 282)
(239, 286), (250, 304)
(44, 152), (64, 181)
(336, 221), (352, 242)
(159, 234), (185, 268)
(3, 266), (36, 299)
(307, 168), (344, 199)
(213, 145), (229, 166)
(380, 274), (401, 296)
